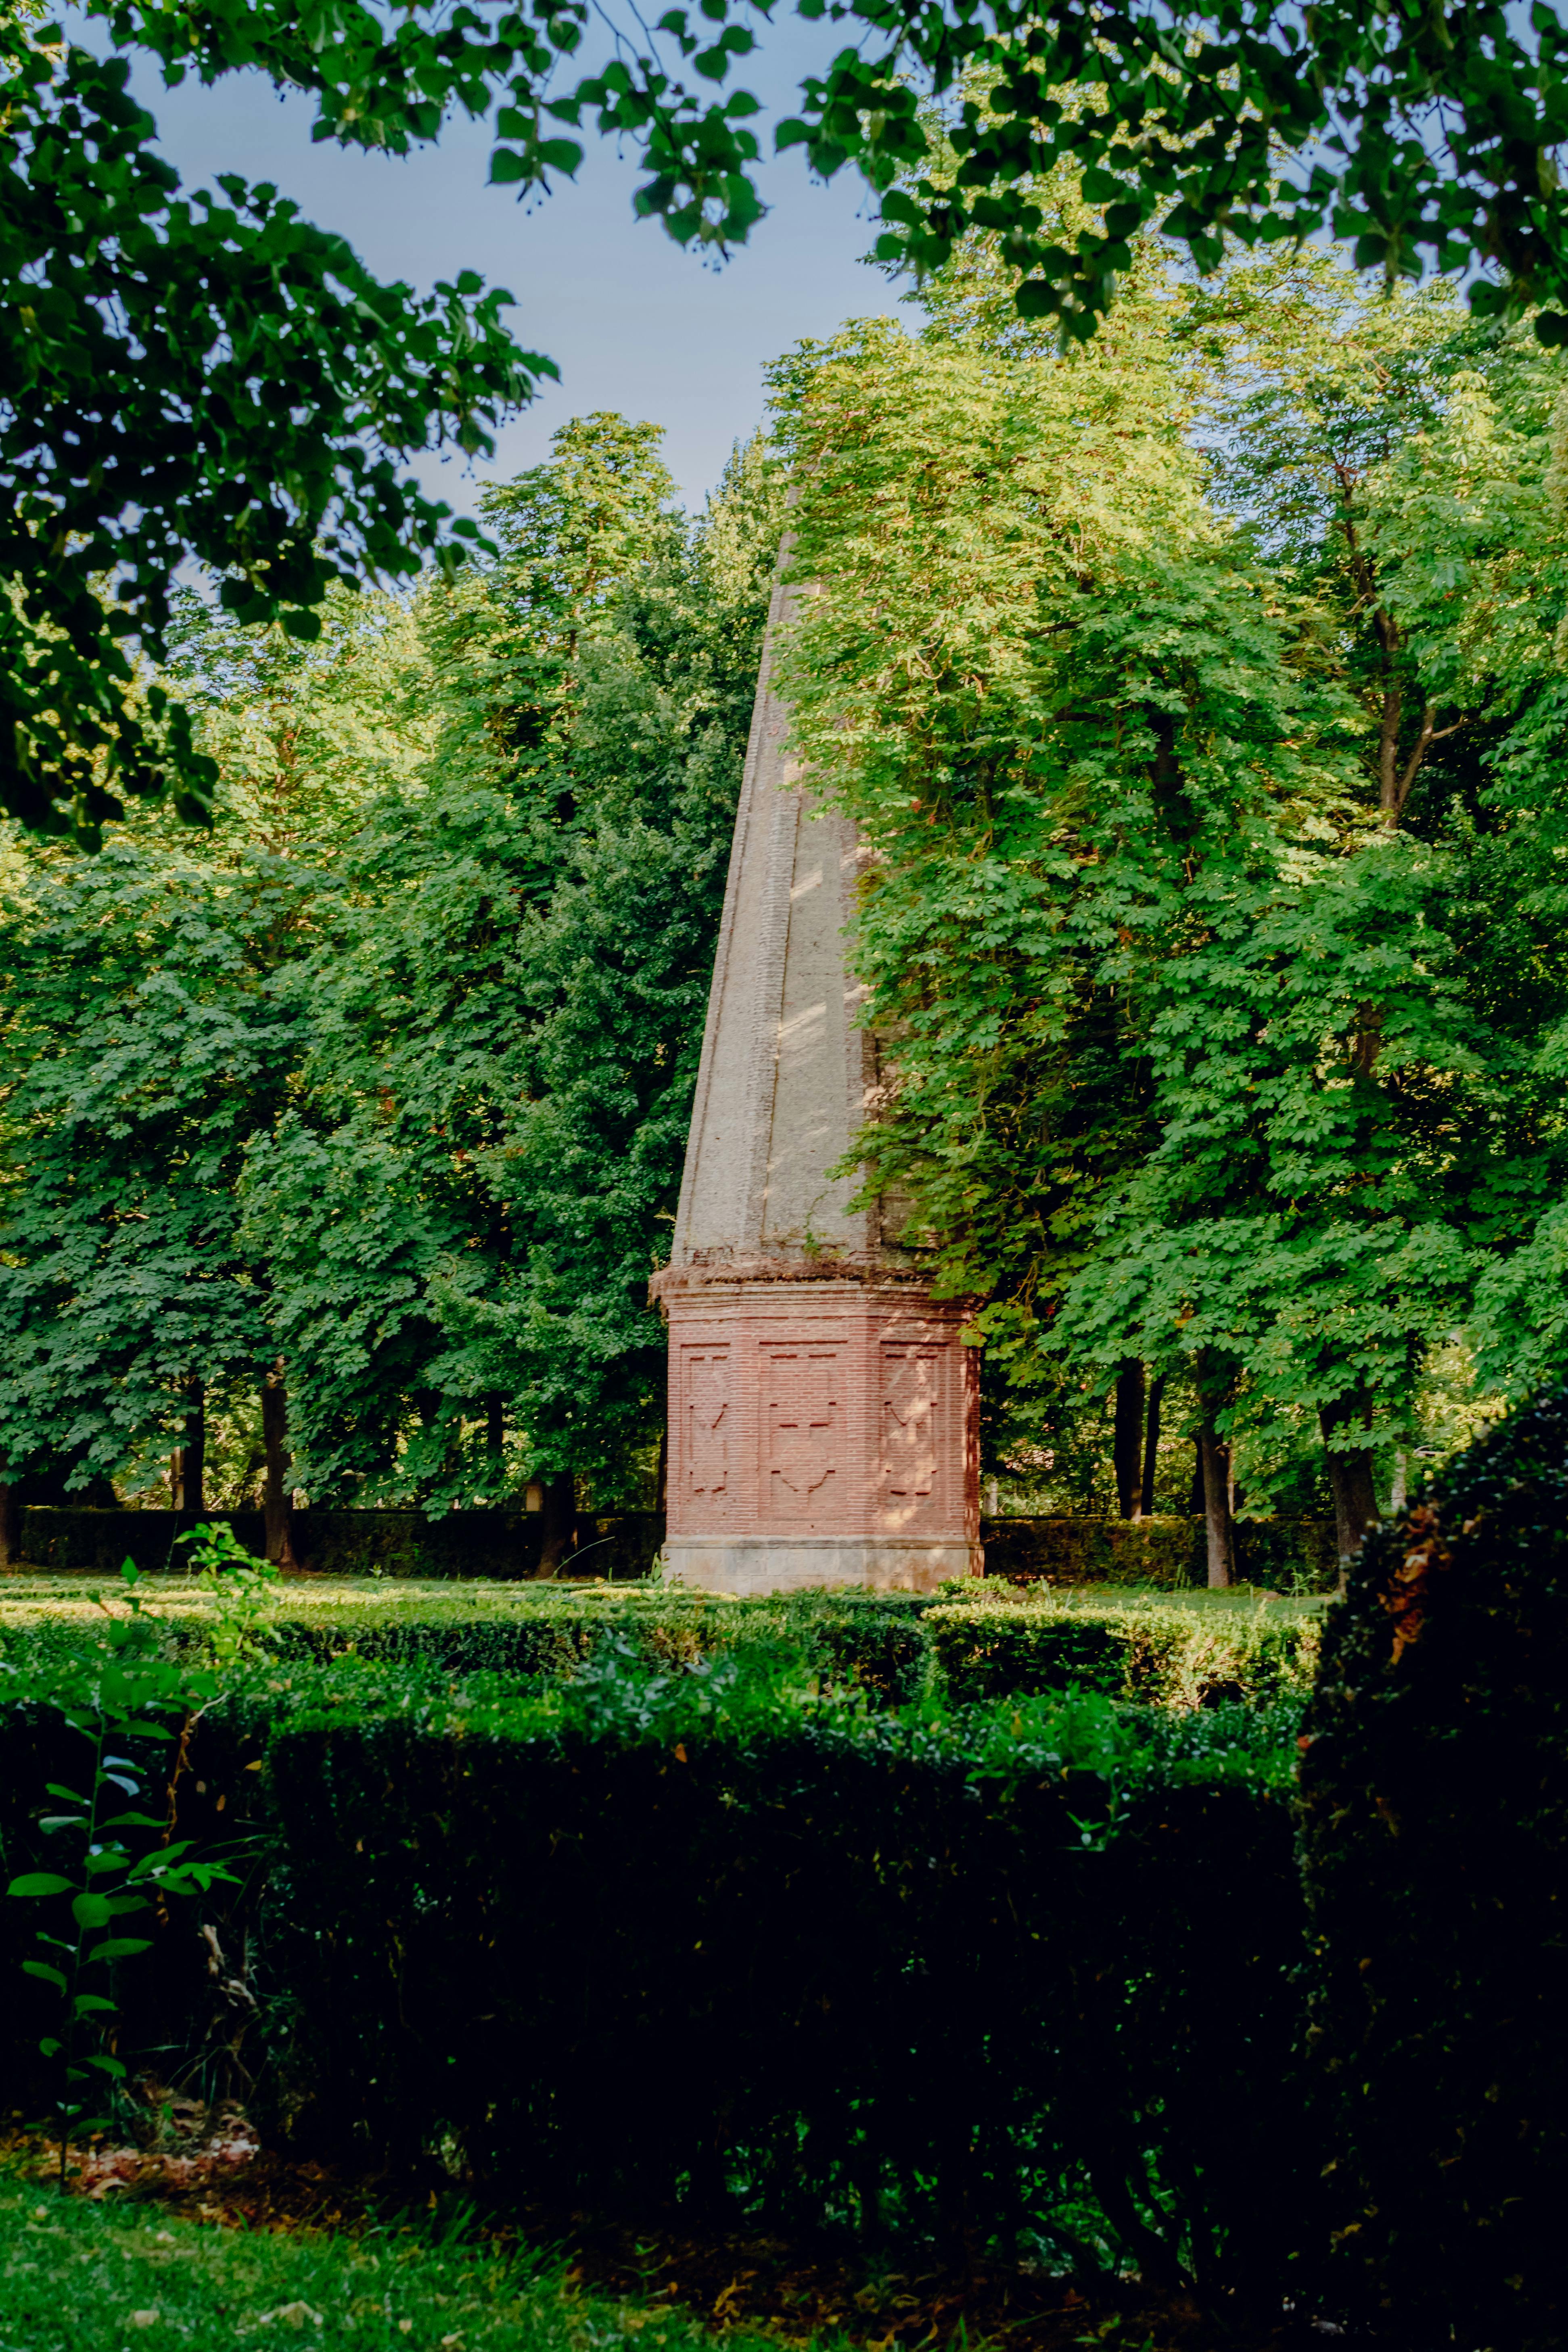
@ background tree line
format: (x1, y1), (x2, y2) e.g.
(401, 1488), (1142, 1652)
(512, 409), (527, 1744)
(5, 219), (1568, 1573)
(0, 418), (784, 1558)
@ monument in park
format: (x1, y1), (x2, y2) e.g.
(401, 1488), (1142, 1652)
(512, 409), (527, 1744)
(650, 564), (981, 1595)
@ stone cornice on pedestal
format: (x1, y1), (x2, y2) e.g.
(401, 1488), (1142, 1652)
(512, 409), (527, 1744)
(651, 1250), (941, 1300)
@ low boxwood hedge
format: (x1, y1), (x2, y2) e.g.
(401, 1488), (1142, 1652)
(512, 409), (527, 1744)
(0, 1578), (1319, 1713)
(928, 1594), (1321, 1710)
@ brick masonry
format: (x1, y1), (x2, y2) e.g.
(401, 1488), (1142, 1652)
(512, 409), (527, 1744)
(663, 1280), (979, 1593)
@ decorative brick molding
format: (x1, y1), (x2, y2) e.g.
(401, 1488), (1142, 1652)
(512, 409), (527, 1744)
(662, 1281), (979, 1593)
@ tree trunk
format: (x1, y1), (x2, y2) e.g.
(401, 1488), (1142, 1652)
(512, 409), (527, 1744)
(1113, 1361), (1146, 1520)
(537, 1472), (576, 1576)
(486, 1392), (504, 1460)
(183, 1376), (205, 1517)
(1189, 1436), (1205, 1516)
(1322, 1388), (1379, 1568)
(1198, 1419), (1235, 1588)
(0, 1482), (20, 1570)
(1140, 1375), (1166, 1519)
(262, 1363), (297, 1570)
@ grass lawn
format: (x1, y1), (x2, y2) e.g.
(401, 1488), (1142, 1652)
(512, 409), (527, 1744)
(0, 1574), (632, 1618)
(0, 2171), (759, 2352)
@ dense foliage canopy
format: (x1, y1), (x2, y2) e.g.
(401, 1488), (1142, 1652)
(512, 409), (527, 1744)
(6, 0), (1568, 838)
(772, 237), (1568, 1552)
(0, 417), (783, 1518)
(5, 149), (1568, 1545)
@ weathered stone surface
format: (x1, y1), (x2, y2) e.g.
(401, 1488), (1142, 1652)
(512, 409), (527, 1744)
(670, 571), (884, 1269)
(656, 558), (980, 1593)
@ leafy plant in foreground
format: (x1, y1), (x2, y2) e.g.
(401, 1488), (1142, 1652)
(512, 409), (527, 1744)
(177, 1517), (282, 1668)
(2, 1561), (238, 2182)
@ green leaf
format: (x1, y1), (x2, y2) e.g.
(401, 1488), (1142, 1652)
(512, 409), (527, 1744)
(21, 1961), (67, 1990)
(85, 1938), (154, 1964)
(7, 1874), (73, 1899)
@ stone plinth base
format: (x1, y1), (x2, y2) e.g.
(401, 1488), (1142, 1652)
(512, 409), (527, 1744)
(656, 1274), (979, 1597)
(667, 1535), (975, 1596)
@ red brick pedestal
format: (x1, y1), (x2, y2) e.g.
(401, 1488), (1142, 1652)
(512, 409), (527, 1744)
(659, 1273), (979, 1593)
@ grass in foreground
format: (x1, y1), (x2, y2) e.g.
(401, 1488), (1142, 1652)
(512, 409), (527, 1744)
(0, 2170), (767, 2352)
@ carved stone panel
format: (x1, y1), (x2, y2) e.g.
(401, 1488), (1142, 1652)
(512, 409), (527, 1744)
(682, 1344), (733, 1512)
(881, 1342), (943, 1516)
(762, 1344), (840, 1516)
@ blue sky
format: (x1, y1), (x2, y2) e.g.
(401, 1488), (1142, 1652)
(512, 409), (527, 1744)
(68, 8), (903, 514)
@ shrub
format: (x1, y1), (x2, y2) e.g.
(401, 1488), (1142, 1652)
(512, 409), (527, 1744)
(251, 1587), (936, 1708)
(248, 1655), (1313, 2311)
(0, 1610), (1317, 2312)
(0, 1587), (937, 1707)
(3, 1580), (1319, 1715)
(1298, 1384), (1568, 2351)
(926, 1594), (1321, 1709)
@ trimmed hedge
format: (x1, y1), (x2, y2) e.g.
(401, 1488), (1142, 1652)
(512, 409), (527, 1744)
(1299, 1386), (1568, 2351)
(11, 1506), (664, 1580)
(0, 1579), (1321, 1713)
(981, 1514), (1336, 1589)
(0, 1640), (1315, 2308)
(261, 1667), (1312, 2304)
(11, 1505), (1334, 1589)
(928, 1594), (1322, 1710)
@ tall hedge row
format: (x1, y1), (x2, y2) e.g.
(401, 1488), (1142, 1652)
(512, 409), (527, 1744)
(0, 1644), (1311, 2311)
(261, 1679), (1313, 2308)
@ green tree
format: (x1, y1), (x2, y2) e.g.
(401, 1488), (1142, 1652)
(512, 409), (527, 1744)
(240, 421), (786, 1536)
(772, 275), (1568, 1569)
(767, 311), (1269, 1553)
(0, 825), (303, 1509)
(0, 8), (538, 842)
(0, 588), (434, 1543)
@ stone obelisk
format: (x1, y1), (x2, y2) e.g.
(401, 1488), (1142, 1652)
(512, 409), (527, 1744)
(651, 562), (980, 1595)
